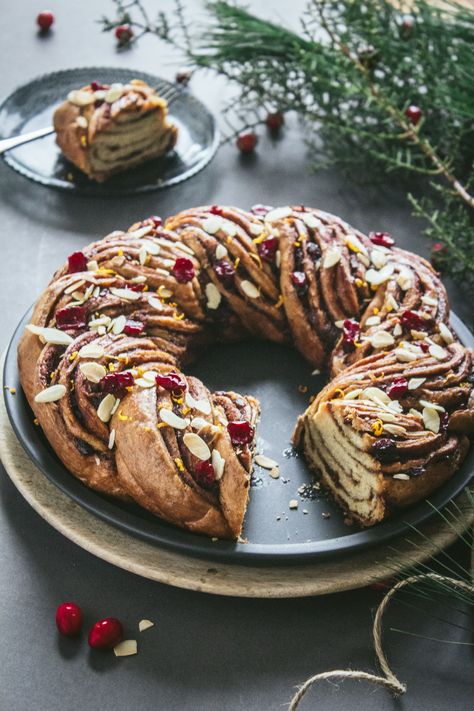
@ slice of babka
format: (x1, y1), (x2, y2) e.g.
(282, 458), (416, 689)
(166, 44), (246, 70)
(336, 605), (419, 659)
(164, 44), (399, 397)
(53, 79), (178, 182)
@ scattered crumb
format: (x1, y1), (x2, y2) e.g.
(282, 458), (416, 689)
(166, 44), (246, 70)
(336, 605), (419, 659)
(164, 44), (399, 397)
(289, 499), (298, 510)
(211, 537), (218, 543)
(269, 467), (280, 479)
(114, 640), (138, 657)
(321, 512), (331, 519)
(3, 386), (16, 394)
(298, 384), (308, 393)
(276, 516), (281, 521)
(303, 509), (309, 515)
(138, 619), (154, 633)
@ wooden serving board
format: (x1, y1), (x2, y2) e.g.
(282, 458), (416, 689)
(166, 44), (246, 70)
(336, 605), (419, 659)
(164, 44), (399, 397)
(1, 371), (472, 598)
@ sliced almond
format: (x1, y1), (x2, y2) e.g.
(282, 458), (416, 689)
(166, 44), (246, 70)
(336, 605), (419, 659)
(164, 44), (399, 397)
(191, 416), (210, 429)
(385, 294), (399, 312)
(249, 222), (263, 236)
(78, 342), (105, 359)
(202, 216), (223, 234)
(422, 406), (440, 434)
(343, 388), (363, 400)
(215, 244), (228, 260)
(419, 399), (445, 412)
(142, 240), (161, 256)
(148, 296), (163, 311)
(383, 424), (407, 436)
(275, 250), (281, 268)
(300, 212), (321, 229)
(194, 398), (211, 415)
(75, 115), (88, 129)
(138, 245), (147, 265)
(138, 620), (154, 633)
(159, 408), (188, 430)
(112, 315), (127, 335)
(108, 429), (116, 449)
(183, 432), (211, 460)
(67, 90), (94, 106)
(421, 294), (438, 307)
(370, 249), (388, 269)
(34, 384), (66, 403)
(97, 394), (117, 423)
(363, 386), (391, 406)
(393, 473), (410, 481)
(369, 330), (395, 349)
(365, 262), (394, 286)
(132, 275), (147, 284)
(157, 286), (173, 298)
(128, 225), (154, 239)
(254, 454), (279, 469)
(265, 207), (292, 222)
(269, 467), (280, 479)
(240, 280), (260, 299)
(26, 324), (73, 346)
(135, 377), (155, 389)
(397, 270), (413, 291)
(79, 362), (107, 383)
(289, 499), (299, 510)
(211, 449), (225, 480)
(395, 347), (419, 362)
(365, 315), (381, 327)
(110, 287), (140, 301)
(438, 322), (454, 345)
(393, 323), (403, 337)
(222, 220), (237, 237)
(323, 248), (341, 269)
(113, 639), (137, 658)
(105, 85), (125, 103)
(429, 343), (447, 361)
(407, 377), (426, 390)
(205, 282), (221, 310)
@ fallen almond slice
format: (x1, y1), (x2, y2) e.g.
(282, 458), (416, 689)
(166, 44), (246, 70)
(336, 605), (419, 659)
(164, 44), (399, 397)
(183, 432), (211, 460)
(78, 343), (105, 359)
(159, 408), (188, 430)
(322, 247), (341, 269)
(26, 324), (73, 347)
(269, 467), (280, 479)
(211, 449), (225, 480)
(240, 280), (260, 299)
(138, 620), (154, 633)
(34, 384), (66, 403)
(113, 640), (138, 657)
(79, 362), (107, 383)
(254, 454), (279, 469)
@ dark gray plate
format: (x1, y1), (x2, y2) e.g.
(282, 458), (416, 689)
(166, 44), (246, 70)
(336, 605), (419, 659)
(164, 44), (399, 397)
(3, 309), (473, 564)
(0, 67), (219, 195)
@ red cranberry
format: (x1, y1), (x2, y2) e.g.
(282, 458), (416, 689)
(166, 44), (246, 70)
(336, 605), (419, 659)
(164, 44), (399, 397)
(251, 204), (273, 217)
(88, 618), (123, 649)
(400, 309), (430, 332)
(372, 438), (398, 463)
(37, 10), (54, 31)
(194, 460), (215, 487)
(155, 371), (186, 393)
(100, 371), (134, 398)
(214, 260), (235, 286)
(127, 282), (146, 292)
(257, 237), (278, 263)
(369, 231), (395, 248)
(55, 602), (83, 637)
(266, 112), (284, 130)
(419, 341), (429, 353)
(90, 81), (107, 91)
(342, 319), (360, 352)
(56, 305), (88, 330)
(227, 420), (254, 446)
(67, 251), (88, 274)
(115, 24), (133, 44)
(144, 215), (162, 228)
(172, 257), (195, 283)
(386, 376), (408, 399)
(209, 205), (224, 216)
(291, 271), (307, 288)
(123, 319), (145, 336)
(236, 132), (258, 153)
(405, 105), (422, 126)
(175, 67), (193, 85)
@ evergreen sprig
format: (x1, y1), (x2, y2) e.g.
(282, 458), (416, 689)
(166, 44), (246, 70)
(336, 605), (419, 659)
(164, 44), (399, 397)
(101, 0), (474, 293)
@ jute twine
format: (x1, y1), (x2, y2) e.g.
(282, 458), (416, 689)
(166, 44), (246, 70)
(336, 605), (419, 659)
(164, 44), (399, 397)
(288, 572), (474, 710)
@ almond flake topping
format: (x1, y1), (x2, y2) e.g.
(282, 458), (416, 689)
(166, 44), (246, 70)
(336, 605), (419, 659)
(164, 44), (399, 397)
(422, 406), (440, 434)
(65, 280), (86, 294)
(135, 377), (155, 389)
(190, 416), (210, 429)
(142, 240), (161, 256)
(255, 454), (279, 469)
(183, 432), (211, 460)
(26, 324), (74, 346)
(365, 315), (381, 327)
(138, 620), (154, 633)
(75, 116), (88, 129)
(113, 640), (137, 658)
(385, 294), (399, 311)
(429, 343), (447, 361)
(67, 90), (95, 106)
(215, 244), (228, 260)
(108, 429), (116, 449)
(370, 249), (388, 269)
(393, 323), (403, 337)
(393, 473), (410, 480)
(159, 408), (189, 430)
(139, 246), (147, 265)
(240, 280), (260, 299)
(205, 282), (221, 310)
(323, 247), (342, 269)
(365, 262), (394, 286)
(132, 275), (147, 284)
(265, 207), (293, 222)
(222, 220), (237, 237)
(105, 84), (126, 103)
(128, 225), (154, 239)
(363, 387), (391, 406)
(419, 399), (445, 413)
(249, 222), (264, 236)
(343, 388), (363, 400)
(275, 250), (281, 268)
(112, 315), (127, 335)
(148, 296), (163, 311)
(438, 322), (454, 345)
(300, 212), (321, 229)
(395, 347), (419, 362)
(369, 330), (395, 349)
(211, 449), (225, 480)
(79, 362), (107, 383)
(397, 269), (413, 291)
(202, 216), (223, 234)
(408, 377), (426, 390)
(110, 287), (140, 301)
(383, 424), (407, 436)
(422, 294), (438, 307)
(97, 394), (117, 423)
(78, 343), (105, 359)
(34, 384), (66, 404)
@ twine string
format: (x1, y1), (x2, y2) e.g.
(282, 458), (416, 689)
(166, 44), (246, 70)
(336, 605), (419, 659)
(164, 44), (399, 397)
(288, 573), (474, 710)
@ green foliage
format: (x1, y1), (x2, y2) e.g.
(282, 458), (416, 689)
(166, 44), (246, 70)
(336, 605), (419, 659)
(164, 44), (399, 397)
(101, 0), (474, 292)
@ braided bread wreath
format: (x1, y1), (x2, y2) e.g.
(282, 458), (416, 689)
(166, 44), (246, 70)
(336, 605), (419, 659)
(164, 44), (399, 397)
(17, 205), (474, 540)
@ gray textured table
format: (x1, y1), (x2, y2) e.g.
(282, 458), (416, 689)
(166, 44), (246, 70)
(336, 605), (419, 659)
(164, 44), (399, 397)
(0, 2), (471, 710)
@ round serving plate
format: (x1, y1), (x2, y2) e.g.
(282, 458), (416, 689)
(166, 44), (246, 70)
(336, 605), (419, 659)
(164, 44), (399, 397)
(3, 309), (474, 566)
(0, 67), (219, 195)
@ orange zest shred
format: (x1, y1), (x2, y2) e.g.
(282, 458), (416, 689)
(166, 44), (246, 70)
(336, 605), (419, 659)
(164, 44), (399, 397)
(174, 457), (185, 472)
(333, 388), (344, 399)
(173, 311), (185, 321)
(252, 233), (267, 245)
(274, 294), (284, 308)
(234, 257), (240, 269)
(68, 352), (78, 362)
(371, 419), (384, 436)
